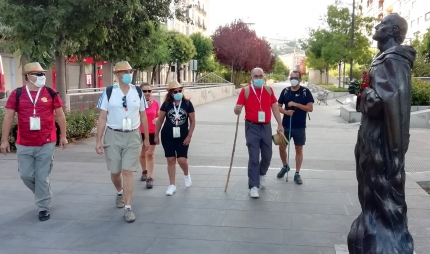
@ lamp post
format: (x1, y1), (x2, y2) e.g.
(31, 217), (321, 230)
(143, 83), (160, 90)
(349, 0), (355, 81)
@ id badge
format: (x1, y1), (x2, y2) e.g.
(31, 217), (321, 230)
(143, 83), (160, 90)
(29, 117), (41, 130)
(258, 111), (265, 122)
(122, 118), (132, 131)
(173, 127), (181, 138)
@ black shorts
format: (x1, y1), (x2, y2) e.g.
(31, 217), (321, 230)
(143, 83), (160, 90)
(160, 135), (189, 158)
(284, 128), (306, 146)
(141, 133), (156, 146)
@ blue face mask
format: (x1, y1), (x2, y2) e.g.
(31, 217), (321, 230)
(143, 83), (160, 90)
(173, 93), (183, 101)
(121, 74), (132, 85)
(253, 79), (264, 87)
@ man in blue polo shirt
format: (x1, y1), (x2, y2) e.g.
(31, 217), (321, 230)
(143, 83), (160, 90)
(277, 70), (314, 184)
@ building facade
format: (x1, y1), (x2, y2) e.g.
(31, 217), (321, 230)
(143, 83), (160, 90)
(360, 0), (430, 45)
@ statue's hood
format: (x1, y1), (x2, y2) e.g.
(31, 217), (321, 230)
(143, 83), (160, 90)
(375, 45), (417, 68)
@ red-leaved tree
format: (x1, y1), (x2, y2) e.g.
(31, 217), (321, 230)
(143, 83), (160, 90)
(212, 20), (274, 86)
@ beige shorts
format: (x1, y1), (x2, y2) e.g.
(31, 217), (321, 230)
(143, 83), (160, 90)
(103, 128), (142, 173)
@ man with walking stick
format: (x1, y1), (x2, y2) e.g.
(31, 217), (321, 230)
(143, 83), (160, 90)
(233, 67), (283, 198)
(277, 70), (314, 184)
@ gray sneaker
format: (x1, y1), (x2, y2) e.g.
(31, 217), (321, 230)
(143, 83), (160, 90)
(116, 194), (124, 208)
(124, 208), (136, 223)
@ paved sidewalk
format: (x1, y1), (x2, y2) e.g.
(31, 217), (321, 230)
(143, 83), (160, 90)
(0, 83), (429, 253)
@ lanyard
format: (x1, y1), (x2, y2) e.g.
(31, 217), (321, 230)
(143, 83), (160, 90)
(250, 85), (263, 110)
(173, 100), (182, 126)
(25, 86), (42, 116)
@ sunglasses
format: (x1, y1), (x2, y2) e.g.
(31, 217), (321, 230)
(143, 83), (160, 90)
(142, 90), (152, 93)
(173, 89), (182, 94)
(30, 73), (45, 77)
(122, 96), (127, 108)
(290, 77), (299, 80)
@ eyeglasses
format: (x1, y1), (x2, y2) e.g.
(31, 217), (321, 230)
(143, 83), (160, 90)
(142, 90), (152, 93)
(253, 75), (264, 78)
(30, 73), (45, 77)
(122, 96), (127, 108)
(290, 77), (299, 80)
(173, 89), (182, 94)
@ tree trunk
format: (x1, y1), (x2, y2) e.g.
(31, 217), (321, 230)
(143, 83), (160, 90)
(177, 68), (181, 83)
(325, 65), (329, 85)
(338, 62), (341, 88)
(165, 62), (172, 84)
(151, 66), (156, 85)
(319, 70), (323, 84)
(55, 53), (67, 105)
(78, 62), (84, 89)
(132, 70), (138, 85)
(343, 61), (346, 88)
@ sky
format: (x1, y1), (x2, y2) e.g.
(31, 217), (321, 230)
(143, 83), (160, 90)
(209, 0), (337, 41)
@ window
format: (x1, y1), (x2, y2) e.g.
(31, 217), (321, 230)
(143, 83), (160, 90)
(426, 12), (430, 21)
(411, 20), (414, 28)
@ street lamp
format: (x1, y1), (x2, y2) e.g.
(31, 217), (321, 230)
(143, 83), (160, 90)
(349, 0), (355, 81)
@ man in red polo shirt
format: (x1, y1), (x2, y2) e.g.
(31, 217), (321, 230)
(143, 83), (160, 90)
(1, 62), (68, 221)
(234, 67), (283, 198)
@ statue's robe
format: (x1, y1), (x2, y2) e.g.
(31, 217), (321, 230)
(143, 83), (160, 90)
(347, 45), (416, 254)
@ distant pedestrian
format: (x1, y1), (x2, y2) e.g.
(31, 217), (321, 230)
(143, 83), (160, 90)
(95, 61), (150, 223)
(0, 62), (68, 221)
(277, 70), (314, 184)
(234, 67), (283, 198)
(139, 82), (159, 189)
(154, 81), (196, 196)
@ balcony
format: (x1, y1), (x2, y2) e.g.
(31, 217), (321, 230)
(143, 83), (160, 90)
(195, 5), (206, 15)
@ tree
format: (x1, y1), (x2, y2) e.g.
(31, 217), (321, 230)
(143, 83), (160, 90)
(0, 0), (189, 102)
(166, 32), (196, 83)
(190, 32), (214, 78)
(411, 30), (430, 77)
(212, 20), (274, 86)
(272, 57), (289, 76)
(126, 23), (170, 84)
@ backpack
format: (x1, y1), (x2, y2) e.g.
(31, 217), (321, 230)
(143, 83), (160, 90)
(106, 85), (143, 102)
(282, 86), (311, 120)
(244, 85), (272, 100)
(12, 86), (61, 146)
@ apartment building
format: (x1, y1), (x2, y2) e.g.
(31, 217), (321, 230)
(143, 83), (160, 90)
(360, 0), (430, 45)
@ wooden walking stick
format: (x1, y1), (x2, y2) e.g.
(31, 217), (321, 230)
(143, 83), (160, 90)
(225, 113), (241, 192)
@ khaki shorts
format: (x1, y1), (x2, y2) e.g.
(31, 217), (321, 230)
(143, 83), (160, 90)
(103, 128), (142, 173)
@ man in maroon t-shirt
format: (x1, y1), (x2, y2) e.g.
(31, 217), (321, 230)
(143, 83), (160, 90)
(234, 67), (283, 198)
(0, 62), (68, 221)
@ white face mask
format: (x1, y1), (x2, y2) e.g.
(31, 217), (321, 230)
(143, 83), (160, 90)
(31, 76), (46, 88)
(290, 79), (299, 86)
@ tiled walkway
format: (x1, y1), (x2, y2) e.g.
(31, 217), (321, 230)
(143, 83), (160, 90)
(0, 83), (429, 253)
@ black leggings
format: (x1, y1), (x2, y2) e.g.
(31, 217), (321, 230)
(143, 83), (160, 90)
(161, 134), (189, 158)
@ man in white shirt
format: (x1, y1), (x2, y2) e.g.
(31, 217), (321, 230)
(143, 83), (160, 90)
(95, 61), (150, 223)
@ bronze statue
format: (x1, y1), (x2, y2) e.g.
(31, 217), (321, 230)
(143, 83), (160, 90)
(347, 13), (416, 254)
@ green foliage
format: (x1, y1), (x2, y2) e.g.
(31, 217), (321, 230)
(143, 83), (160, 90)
(0, 107), (97, 152)
(317, 83), (348, 92)
(302, 1), (374, 79)
(272, 74), (287, 82)
(411, 78), (430, 105)
(190, 32), (214, 74)
(0, 109), (17, 151)
(65, 107), (98, 142)
(411, 30), (430, 77)
(272, 57), (289, 76)
(167, 32), (196, 65)
(128, 23), (170, 70)
(302, 74), (309, 82)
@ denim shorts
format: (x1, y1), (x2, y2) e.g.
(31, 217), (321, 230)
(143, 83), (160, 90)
(284, 128), (306, 146)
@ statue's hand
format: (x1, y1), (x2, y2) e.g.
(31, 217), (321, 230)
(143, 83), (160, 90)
(360, 87), (383, 117)
(348, 79), (359, 95)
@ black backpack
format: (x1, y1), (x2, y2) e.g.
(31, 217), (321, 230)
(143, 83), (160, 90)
(12, 86), (61, 146)
(105, 85), (143, 102)
(282, 86), (311, 120)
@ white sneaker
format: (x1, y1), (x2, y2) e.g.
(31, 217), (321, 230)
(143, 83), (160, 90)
(260, 175), (266, 189)
(184, 174), (192, 188)
(249, 187), (259, 198)
(166, 185), (177, 196)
